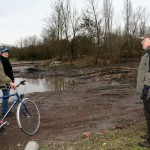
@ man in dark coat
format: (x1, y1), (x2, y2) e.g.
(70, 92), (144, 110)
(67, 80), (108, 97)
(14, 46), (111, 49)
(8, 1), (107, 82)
(137, 34), (150, 147)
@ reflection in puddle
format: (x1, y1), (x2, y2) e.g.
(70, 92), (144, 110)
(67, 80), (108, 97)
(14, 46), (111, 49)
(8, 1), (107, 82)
(0, 77), (76, 103)
(15, 77), (75, 94)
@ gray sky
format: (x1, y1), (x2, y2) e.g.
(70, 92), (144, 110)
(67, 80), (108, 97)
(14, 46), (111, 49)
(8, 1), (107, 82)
(0, 0), (150, 46)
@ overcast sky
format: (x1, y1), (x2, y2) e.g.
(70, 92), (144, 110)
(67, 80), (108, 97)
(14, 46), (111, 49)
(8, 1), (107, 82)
(0, 0), (150, 46)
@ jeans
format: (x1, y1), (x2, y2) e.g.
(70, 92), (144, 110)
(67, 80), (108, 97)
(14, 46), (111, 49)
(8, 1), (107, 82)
(2, 88), (10, 114)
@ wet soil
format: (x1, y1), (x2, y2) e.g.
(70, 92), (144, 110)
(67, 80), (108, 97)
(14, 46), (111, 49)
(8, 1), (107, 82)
(0, 60), (146, 149)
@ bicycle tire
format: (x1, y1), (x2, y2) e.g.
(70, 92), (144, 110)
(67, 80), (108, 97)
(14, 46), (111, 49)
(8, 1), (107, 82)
(16, 98), (40, 135)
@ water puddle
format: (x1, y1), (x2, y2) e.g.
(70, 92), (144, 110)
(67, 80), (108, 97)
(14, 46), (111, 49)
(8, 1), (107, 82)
(1, 64), (76, 103)
(16, 77), (75, 94)
(0, 77), (75, 96)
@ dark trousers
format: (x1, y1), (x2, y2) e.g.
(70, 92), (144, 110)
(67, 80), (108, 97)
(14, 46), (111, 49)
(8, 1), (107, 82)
(144, 101), (150, 141)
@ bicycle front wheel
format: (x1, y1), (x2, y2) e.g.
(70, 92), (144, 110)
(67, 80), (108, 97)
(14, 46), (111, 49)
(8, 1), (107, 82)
(17, 98), (40, 135)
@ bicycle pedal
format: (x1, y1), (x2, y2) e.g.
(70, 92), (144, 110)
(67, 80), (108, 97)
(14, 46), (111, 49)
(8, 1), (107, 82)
(6, 121), (10, 125)
(0, 121), (8, 128)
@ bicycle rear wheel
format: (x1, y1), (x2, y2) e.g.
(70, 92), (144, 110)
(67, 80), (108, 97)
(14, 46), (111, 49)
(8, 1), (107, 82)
(17, 98), (40, 135)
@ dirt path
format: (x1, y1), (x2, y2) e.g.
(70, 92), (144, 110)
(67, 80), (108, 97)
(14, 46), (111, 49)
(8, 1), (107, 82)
(0, 60), (145, 149)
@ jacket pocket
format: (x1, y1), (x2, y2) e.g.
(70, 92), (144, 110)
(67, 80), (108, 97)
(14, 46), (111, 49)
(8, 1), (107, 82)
(144, 72), (150, 86)
(141, 85), (150, 101)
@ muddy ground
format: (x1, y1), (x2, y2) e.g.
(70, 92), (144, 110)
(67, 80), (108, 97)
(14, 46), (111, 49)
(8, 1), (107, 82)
(0, 59), (146, 149)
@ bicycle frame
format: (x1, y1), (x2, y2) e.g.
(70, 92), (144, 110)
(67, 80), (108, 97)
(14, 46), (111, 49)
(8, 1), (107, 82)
(0, 91), (22, 121)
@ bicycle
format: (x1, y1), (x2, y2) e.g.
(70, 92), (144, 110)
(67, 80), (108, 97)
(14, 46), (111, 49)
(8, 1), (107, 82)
(0, 80), (40, 135)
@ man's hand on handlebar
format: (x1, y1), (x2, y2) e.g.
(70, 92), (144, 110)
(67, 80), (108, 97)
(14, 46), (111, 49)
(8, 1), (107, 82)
(10, 82), (16, 89)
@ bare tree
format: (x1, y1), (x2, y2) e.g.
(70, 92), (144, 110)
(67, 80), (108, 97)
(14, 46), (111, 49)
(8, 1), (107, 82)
(123, 0), (132, 37)
(103, 0), (113, 37)
(41, 0), (67, 60)
(138, 8), (149, 36)
(130, 7), (146, 37)
(70, 8), (80, 59)
(102, 0), (114, 60)
(61, 0), (71, 41)
(16, 38), (24, 48)
(81, 0), (104, 64)
(71, 9), (80, 38)
(121, 0), (133, 57)
(42, 0), (64, 41)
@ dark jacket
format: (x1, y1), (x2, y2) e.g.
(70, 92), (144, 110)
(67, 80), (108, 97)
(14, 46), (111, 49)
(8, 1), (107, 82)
(0, 56), (14, 82)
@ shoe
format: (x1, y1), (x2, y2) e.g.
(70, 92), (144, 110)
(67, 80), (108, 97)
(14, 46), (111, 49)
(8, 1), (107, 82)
(138, 141), (150, 147)
(0, 120), (4, 125)
(140, 135), (148, 140)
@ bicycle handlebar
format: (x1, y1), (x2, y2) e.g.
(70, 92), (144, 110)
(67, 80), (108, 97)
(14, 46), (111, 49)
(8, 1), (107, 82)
(16, 80), (26, 87)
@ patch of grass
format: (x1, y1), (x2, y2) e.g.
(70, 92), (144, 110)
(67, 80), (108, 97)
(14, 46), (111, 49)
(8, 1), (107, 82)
(41, 121), (150, 150)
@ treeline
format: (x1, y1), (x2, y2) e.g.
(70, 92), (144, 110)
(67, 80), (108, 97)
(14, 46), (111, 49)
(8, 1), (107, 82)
(4, 0), (150, 64)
